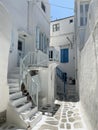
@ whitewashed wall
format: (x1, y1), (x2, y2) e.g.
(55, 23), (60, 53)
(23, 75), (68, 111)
(48, 63), (58, 105)
(50, 17), (75, 79)
(38, 68), (48, 106)
(76, 0), (98, 129)
(0, 0), (50, 72)
(79, 33), (98, 130)
(0, 2), (11, 112)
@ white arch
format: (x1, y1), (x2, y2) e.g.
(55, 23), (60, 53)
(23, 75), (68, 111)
(0, 2), (12, 112)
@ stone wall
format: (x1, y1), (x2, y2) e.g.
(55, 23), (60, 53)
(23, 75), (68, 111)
(79, 34), (98, 130)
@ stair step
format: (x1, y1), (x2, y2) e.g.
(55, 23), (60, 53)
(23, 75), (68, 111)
(11, 68), (20, 74)
(10, 91), (22, 100)
(9, 87), (20, 93)
(8, 78), (19, 83)
(25, 112), (42, 128)
(9, 83), (19, 87)
(11, 96), (27, 107)
(16, 102), (32, 113)
(20, 106), (38, 120)
(8, 74), (20, 79)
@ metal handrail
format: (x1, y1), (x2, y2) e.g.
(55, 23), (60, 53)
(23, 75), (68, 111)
(20, 50), (48, 85)
(20, 50), (48, 107)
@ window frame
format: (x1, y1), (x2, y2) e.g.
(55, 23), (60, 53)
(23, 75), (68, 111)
(80, 2), (89, 26)
(60, 48), (69, 63)
(52, 23), (60, 32)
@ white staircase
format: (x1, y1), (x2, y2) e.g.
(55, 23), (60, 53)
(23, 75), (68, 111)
(7, 67), (42, 129)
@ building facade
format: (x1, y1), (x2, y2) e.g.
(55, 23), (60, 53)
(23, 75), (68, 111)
(50, 16), (75, 79)
(0, 0), (50, 128)
(0, 0), (50, 73)
(74, 0), (90, 92)
(75, 0), (98, 129)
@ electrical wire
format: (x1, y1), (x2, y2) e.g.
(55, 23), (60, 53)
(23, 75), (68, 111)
(44, 1), (74, 10)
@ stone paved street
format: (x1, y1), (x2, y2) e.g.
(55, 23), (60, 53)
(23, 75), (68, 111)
(32, 101), (87, 130)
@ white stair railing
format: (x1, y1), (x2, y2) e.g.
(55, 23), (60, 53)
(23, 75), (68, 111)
(20, 50), (48, 107)
(20, 50), (48, 85)
(27, 73), (39, 106)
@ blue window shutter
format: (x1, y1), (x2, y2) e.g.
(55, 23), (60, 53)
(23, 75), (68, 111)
(60, 49), (69, 63)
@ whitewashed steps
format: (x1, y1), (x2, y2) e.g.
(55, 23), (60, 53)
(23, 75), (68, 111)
(9, 87), (20, 93)
(9, 83), (19, 88)
(11, 69), (20, 74)
(11, 96), (27, 107)
(21, 107), (37, 120)
(7, 67), (42, 129)
(10, 92), (22, 100)
(8, 74), (20, 79)
(25, 112), (42, 128)
(8, 78), (19, 84)
(16, 102), (32, 113)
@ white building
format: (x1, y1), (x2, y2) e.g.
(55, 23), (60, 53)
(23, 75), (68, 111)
(0, 0), (51, 129)
(50, 16), (75, 80)
(74, 0), (90, 92)
(0, 0), (50, 73)
(75, 0), (98, 130)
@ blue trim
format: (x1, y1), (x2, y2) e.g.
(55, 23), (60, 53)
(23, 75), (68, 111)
(60, 48), (69, 63)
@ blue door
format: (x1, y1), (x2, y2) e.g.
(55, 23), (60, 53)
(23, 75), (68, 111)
(60, 48), (69, 63)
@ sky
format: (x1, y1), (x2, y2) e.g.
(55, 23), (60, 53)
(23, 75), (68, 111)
(49, 0), (74, 21)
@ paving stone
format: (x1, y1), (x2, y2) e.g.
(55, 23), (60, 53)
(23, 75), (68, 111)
(54, 116), (60, 120)
(38, 124), (58, 130)
(74, 122), (83, 128)
(61, 118), (67, 123)
(62, 116), (66, 118)
(66, 123), (71, 129)
(45, 120), (58, 125)
(74, 109), (79, 112)
(60, 123), (65, 128)
(68, 114), (72, 117)
(73, 113), (80, 117)
(46, 118), (54, 121)
(74, 116), (81, 121)
(62, 113), (66, 116)
(68, 117), (75, 122)
(67, 111), (73, 115)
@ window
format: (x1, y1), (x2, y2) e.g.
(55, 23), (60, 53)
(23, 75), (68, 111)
(36, 26), (40, 49)
(53, 23), (60, 32)
(69, 19), (73, 23)
(41, 2), (46, 12)
(80, 2), (89, 26)
(18, 40), (22, 51)
(60, 48), (69, 63)
(49, 50), (53, 60)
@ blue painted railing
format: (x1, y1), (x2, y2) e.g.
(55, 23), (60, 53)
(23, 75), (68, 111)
(56, 67), (67, 94)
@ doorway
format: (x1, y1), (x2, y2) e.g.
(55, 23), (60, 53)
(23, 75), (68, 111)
(17, 37), (25, 66)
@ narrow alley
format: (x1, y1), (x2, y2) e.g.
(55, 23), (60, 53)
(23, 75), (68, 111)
(0, 0), (98, 130)
(33, 101), (88, 130)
